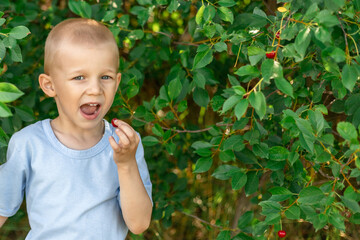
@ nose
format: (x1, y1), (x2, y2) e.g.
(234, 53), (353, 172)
(86, 78), (103, 95)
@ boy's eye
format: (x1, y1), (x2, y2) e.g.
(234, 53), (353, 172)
(101, 75), (112, 80)
(73, 76), (84, 80)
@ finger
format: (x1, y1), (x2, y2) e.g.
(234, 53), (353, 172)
(115, 128), (131, 147)
(118, 124), (136, 140)
(109, 136), (121, 153)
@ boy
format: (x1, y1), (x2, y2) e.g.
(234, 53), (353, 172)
(0, 18), (152, 239)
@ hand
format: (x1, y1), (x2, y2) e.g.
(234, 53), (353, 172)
(109, 119), (140, 167)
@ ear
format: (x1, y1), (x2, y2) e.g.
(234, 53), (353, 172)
(39, 73), (56, 97)
(115, 73), (121, 91)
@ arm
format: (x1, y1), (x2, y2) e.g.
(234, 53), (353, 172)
(0, 216), (7, 228)
(109, 120), (152, 234)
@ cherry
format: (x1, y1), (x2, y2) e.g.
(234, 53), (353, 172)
(111, 118), (118, 128)
(278, 230), (286, 238)
(266, 51), (276, 59)
(276, 31), (280, 39)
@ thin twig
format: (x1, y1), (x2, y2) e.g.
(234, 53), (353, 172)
(132, 116), (233, 133)
(337, 14), (350, 63)
(180, 211), (222, 229)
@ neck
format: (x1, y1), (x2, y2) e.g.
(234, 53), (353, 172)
(50, 117), (104, 150)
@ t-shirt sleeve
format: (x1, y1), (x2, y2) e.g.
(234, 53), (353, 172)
(0, 135), (28, 217)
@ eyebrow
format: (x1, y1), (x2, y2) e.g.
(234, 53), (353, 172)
(67, 68), (117, 75)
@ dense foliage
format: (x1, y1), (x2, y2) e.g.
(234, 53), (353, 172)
(1, 0), (360, 239)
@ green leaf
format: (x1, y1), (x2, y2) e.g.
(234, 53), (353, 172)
(325, 0), (345, 11)
(196, 5), (205, 25)
(192, 47), (213, 70)
(237, 211), (254, 229)
(315, 10), (340, 27)
(296, 118), (315, 153)
(247, 46), (266, 56)
(248, 91), (266, 120)
(216, 230), (231, 240)
(261, 59), (283, 82)
(314, 27), (332, 44)
(298, 186), (325, 204)
(285, 205), (300, 220)
(168, 78), (182, 100)
(245, 171), (258, 195)
(234, 99), (248, 120)
(259, 201), (281, 215)
(218, 0), (236, 7)
(195, 148), (212, 157)
(0, 102), (11, 117)
(232, 85), (246, 96)
(192, 141), (213, 150)
(235, 65), (260, 78)
(340, 196), (360, 213)
(0, 82), (24, 102)
(264, 213), (281, 225)
(222, 95), (242, 113)
(167, 0), (180, 13)
(252, 143), (268, 158)
(275, 77), (294, 98)
(0, 41), (5, 62)
(269, 146), (289, 161)
(14, 106), (34, 122)
(308, 110), (325, 135)
(9, 26), (30, 39)
(203, 24), (216, 38)
(337, 121), (358, 140)
(130, 6), (150, 26)
(102, 10), (117, 22)
(329, 213), (345, 231)
(126, 85), (139, 98)
(193, 87), (209, 107)
(68, 0), (92, 18)
(142, 136), (159, 146)
(214, 42), (227, 52)
(231, 171), (247, 190)
(313, 213), (328, 231)
(269, 187), (293, 201)
(219, 150), (235, 162)
(212, 165), (239, 180)
(194, 157), (213, 173)
(152, 123), (164, 137)
(10, 44), (22, 62)
(304, 3), (319, 21)
(295, 27), (311, 60)
(204, 5), (216, 22)
(218, 7), (234, 24)
(342, 64), (359, 92)
(223, 135), (244, 151)
(118, 15), (130, 28)
(128, 30), (144, 40)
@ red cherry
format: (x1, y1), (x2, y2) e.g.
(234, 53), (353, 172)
(276, 31), (280, 39)
(278, 230), (286, 238)
(111, 118), (118, 128)
(266, 51), (276, 59)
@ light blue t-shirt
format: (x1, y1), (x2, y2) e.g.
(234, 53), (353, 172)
(0, 119), (152, 240)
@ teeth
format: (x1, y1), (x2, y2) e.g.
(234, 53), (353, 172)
(89, 104), (98, 106)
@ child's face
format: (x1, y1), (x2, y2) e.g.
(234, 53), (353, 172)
(47, 41), (121, 130)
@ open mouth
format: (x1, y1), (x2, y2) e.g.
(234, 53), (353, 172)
(80, 103), (101, 120)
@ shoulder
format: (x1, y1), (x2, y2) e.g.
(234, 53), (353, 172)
(8, 120), (49, 148)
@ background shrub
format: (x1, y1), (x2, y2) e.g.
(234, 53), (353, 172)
(1, 0), (360, 239)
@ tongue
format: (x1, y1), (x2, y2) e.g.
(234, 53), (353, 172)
(81, 104), (97, 115)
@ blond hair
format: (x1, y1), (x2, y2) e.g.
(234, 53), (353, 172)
(44, 18), (119, 74)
